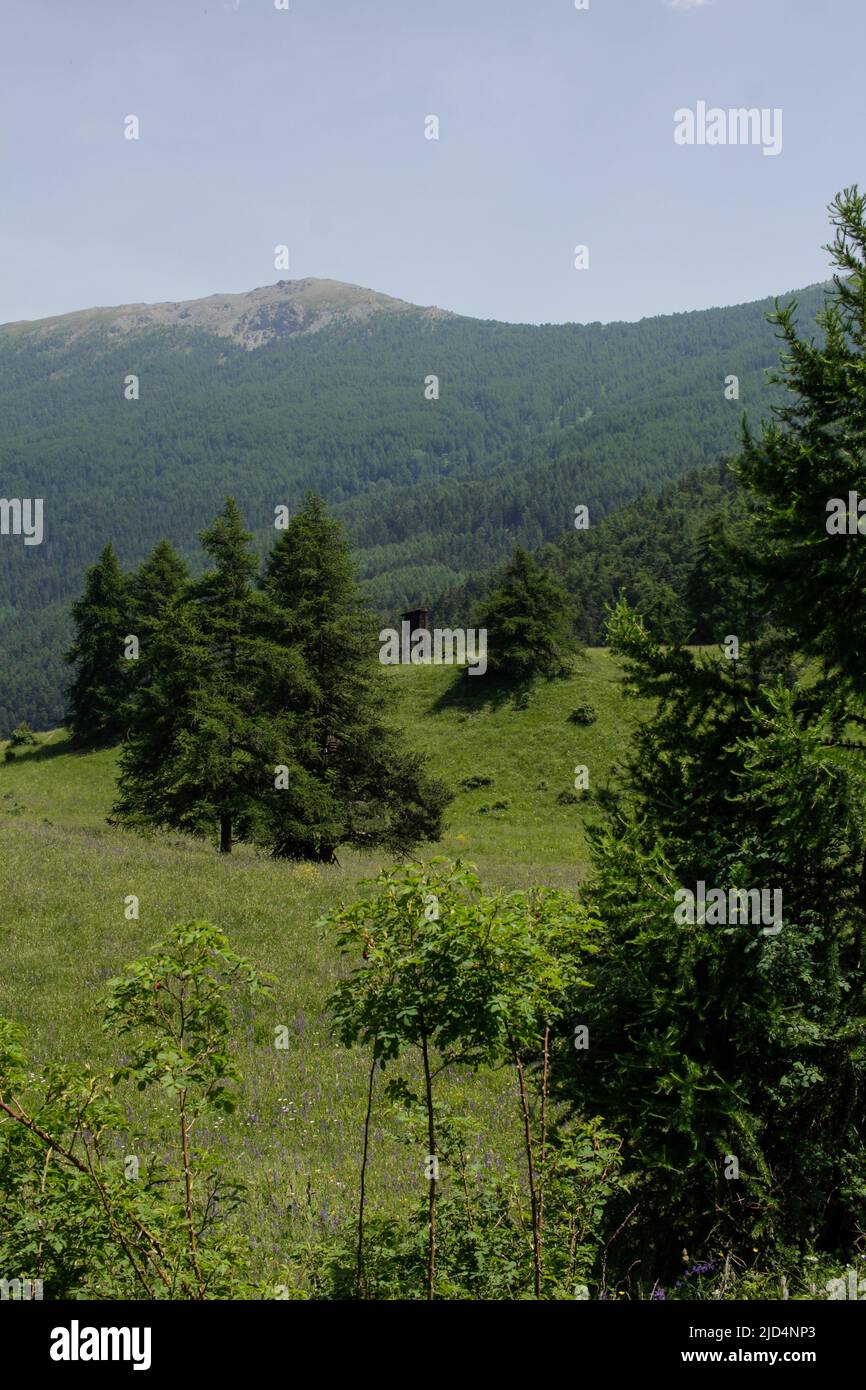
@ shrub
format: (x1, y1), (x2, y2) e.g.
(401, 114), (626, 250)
(0, 921), (273, 1299)
(322, 858), (605, 1299)
(294, 1118), (625, 1300)
(9, 721), (38, 748)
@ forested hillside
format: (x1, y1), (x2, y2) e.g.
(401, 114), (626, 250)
(435, 463), (744, 643)
(0, 279), (826, 732)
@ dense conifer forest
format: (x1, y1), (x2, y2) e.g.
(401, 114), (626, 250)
(0, 283), (826, 732)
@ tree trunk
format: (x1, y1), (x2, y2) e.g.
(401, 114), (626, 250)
(420, 1027), (437, 1301)
(538, 1023), (550, 1276)
(854, 845), (866, 999)
(507, 1025), (541, 1298)
(355, 1049), (378, 1299)
(219, 814), (232, 854)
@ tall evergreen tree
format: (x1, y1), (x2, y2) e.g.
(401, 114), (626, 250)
(476, 545), (576, 682)
(130, 540), (190, 645)
(565, 193), (866, 1277)
(684, 509), (760, 646)
(260, 492), (450, 861)
(574, 603), (866, 1275)
(64, 543), (132, 745)
(736, 187), (866, 706)
(112, 500), (307, 853)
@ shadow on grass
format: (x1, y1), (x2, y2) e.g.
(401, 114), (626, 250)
(430, 667), (536, 715)
(4, 734), (117, 765)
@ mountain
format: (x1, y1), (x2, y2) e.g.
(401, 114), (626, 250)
(1, 278), (450, 351)
(0, 277), (829, 732)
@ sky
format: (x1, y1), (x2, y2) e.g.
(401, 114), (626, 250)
(1, 0), (864, 326)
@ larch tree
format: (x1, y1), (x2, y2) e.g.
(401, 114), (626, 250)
(112, 500), (307, 853)
(65, 543), (133, 745)
(260, 492), (450, 862)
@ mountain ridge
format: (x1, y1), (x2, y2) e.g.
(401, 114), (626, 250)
(0, 277), (455, 350)
(1, 276), (833, 344)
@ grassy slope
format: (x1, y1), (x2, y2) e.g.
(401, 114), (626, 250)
(0, 652), (643, 1278)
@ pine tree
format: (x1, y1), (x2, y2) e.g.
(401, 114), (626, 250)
(476, 546), (576, 682)
(65, 543), (132, 745)
(112, 500), (306, 853)
(260, 492), (450, 861)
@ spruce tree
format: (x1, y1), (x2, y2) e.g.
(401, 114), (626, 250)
(112, 500), (306, 853)
(65, 543), (132, 745)
(476, 546), (576, 682)
(260, 492), (449, 861)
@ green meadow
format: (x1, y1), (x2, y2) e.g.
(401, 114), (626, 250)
(0, 652), (644, 1279)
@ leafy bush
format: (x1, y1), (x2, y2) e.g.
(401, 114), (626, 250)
(0, 922), (273, 1299)
(9, 721), (38, 748)
(288, 1117), (625, 1300)
(321, 859), (608, 1299)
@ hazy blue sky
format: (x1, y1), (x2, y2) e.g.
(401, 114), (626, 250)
(2, 0), (863, 325)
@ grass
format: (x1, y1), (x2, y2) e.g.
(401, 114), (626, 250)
(391, 651), (642, 881)
(0, 651), (645, 1284)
